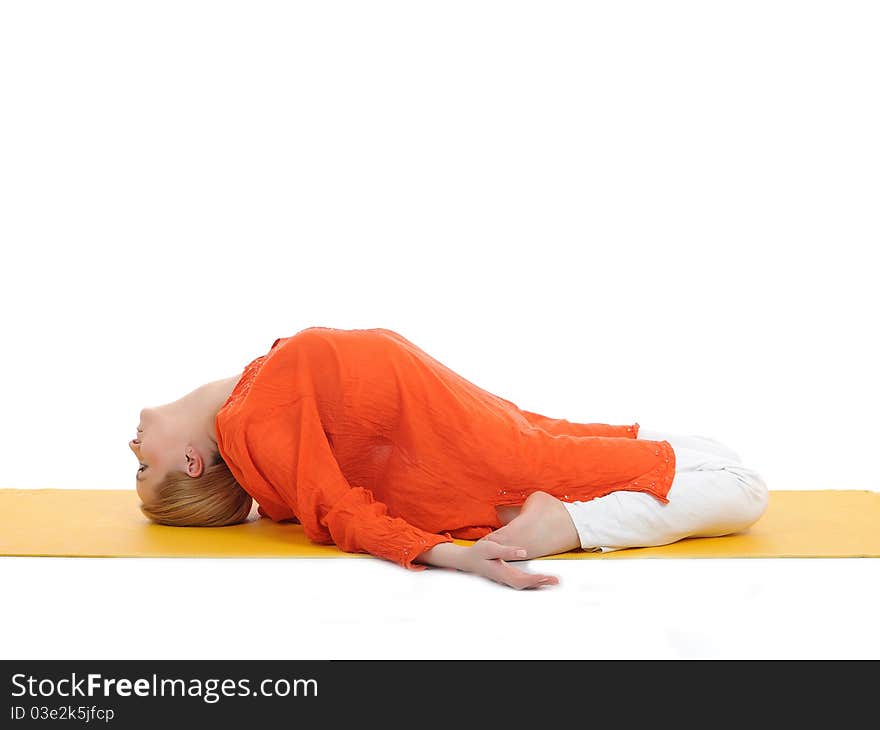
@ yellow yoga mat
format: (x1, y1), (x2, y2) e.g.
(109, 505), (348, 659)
(1, 488), (878, 560)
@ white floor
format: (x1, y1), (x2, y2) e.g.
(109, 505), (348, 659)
(3, 555), (878, 660)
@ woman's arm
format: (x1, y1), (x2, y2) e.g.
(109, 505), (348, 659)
(518, 408), (639, 438)
(413, 542), (469, 569)
(414, 541), (560, 590)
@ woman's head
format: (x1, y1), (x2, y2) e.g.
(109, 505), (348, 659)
(138, 451), (253, 527)
(130, 375), (251, 527)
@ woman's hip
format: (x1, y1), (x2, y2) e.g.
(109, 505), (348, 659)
(637, 426), (743, 467)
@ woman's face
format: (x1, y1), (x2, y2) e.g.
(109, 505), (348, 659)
(128, 376), (236, 505)
(129, 407), (187, 503)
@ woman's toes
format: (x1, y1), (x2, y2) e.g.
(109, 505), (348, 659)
(480, 529), (505, 544)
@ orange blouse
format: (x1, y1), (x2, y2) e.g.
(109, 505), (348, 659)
(215, 327), (676, 570)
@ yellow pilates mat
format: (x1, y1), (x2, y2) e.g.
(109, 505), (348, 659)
(1, 488), (879, 560)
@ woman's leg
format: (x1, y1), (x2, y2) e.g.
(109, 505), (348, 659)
(562, 429), (769, 552)
(636, 426), (743, 464)
(484, 428), (769, 557)
(486, 491), (582, 557)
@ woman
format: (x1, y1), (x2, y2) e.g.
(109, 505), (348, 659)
(130, 326), (769, 590)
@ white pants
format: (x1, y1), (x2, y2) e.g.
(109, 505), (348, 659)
(561, 427), (770, 552)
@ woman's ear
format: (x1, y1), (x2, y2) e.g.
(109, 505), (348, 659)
(184, 447), (206, 477)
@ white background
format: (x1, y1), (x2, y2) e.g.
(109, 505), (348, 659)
(1, 1), (877, 659)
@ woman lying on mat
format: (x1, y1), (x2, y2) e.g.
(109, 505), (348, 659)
(129, 327), (769, 590)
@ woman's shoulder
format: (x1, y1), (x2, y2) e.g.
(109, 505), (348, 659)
(277, 325), (398, 342)
(264, 328), (409, 380)
(278, 326), (408, 353)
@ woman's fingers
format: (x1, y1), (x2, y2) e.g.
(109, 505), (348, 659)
(468, 540), (559, 588)
(491, 559), (560, 590)
(475, 539), (528, 561)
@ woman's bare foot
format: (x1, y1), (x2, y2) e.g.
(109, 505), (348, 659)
(495, 504), (522, 525)
(482, 491), (581, 559)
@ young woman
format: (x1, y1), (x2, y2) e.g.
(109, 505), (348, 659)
(129, 327), (768, 590)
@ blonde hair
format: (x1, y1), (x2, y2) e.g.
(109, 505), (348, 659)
(139, 451), (253, 527)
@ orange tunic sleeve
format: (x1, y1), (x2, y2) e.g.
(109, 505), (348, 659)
(243, 394), (454, 571)
(517, 408), (640, 439)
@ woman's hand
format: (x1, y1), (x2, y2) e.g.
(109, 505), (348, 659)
(461, 540), (560, 590)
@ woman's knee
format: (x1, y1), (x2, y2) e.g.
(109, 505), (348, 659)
(726, 466), (770, 528)
(672, 466), (769, 539)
